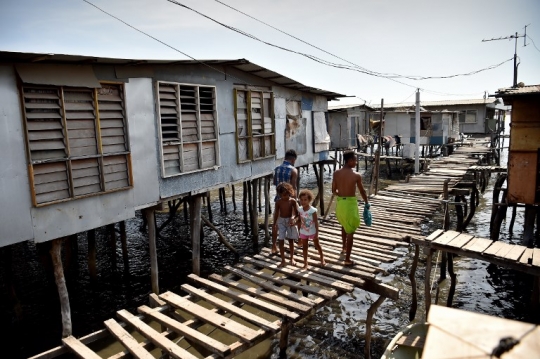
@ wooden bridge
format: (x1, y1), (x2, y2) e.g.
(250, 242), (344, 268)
(31, 138), (498, 359)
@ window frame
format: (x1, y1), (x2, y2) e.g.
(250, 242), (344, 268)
(234, 88), (275, 164)
(19, 81), (133, 207)
(156, 81), (220, 178)
(459, 109), (477, 124)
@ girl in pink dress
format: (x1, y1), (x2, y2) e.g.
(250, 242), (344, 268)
(298, 189), (326, 269)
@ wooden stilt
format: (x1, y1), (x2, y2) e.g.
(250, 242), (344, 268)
(157, 200), (181, 235)
(333, 149), (338, 172)
(524, 205), (536, 247)
(243, 181), (248, 232)
(508, 204), (517, 235)
(365, 295), (385, 359)
(107, 223), (116, 269)
(144, 208), (159, 294)
(183, 199), (188, 222)
(50, 238), (72, 337)
(491, 190), (508, 241)
(120, 221), (129, 270)
(247, 180), (253, 234)
(424, 249), (434, 320)
(463, 181), (477, 229)
(207, 191), (214, 222)
(312, 164), (320, 207)
(447, 253), (456, 307)
(409, 244), (419, 321)
(87, 229), (97, 281)
(231, 185), (237, 212)
(251, 178), (259, 247)
(190, 195), (203, 276)
(221, 188), (228, 215)
(279, 318), (291, 355)
(201, 215), (238, 257)
(264, 176), (270, 244)
(455, 195), (464, 232)
(439, 180), (450, 282)
(258, 178), (262, 213)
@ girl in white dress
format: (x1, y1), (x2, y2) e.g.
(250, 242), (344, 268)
(298, 189), (326, 269)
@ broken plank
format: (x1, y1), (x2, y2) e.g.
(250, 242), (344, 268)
(137, 305), (231, 357)
(116, 309), (199, 359)
(159, 291), (262, 342)
(104, 319), (155, 359)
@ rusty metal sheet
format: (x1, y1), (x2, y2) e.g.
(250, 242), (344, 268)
(508, 152), (539, 204)
(509, 122), (540, 151)
(285, 117), (306, 155)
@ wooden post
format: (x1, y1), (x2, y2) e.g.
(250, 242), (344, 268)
(87, 229), (97, 281)
(144, 208), (159, 294)
(183, 199), (189, 221)
(508, 204), (517, 235)
(409, 244), (419, 321)
(463, 181), (477, 229)
(242, 181), (248, 232)
(447, 253), (457, 307)
(251, 178), (259, 247)
(107, 223), (116, 269)
(264, 176), (270, 244)
(258, 178), (262, 213)
(365, 295), (385, 359)
(190, 195), (203, 276)
(247, 180), (253, 233)
(455, 196), (464, 232)
(231, 185), (237, 212)
(120, 221), (129, 270)
(279, 318), (291, 355)
(333, 148), (338, 172)
(207, 191), (214, 222)
(218, 188), (224, 213)
(319, 163), (325, 216)
(424, 249), (434, 320)
(440, 180), (450, 281)
(385, 157), (391, 179)
(524, 205), (537, 247)
(50, 238), (72, 337)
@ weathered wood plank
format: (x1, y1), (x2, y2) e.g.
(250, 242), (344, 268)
(116, 309), (199, 359)
(519, 248), (533, 265)
(180, 284), (281, 332)
(137, 305), (231, 357)
(395, 334), (425, 349)
(431, 231), (461, 245)
(187, 274), (299, 320)
(62, 336), (102, 359)
(482, 241), (506, 256)
(462, 237), (493, 254)
(532, 248), (540, 267)
(446, 234), (475, 249)
(504, 245), (527, 262)
(159, 291), (262, 342)
(104, 319), (155, 359)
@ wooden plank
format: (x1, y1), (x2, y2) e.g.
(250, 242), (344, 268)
(504, 245), (527, 262)
(482, 241), (506, 256)
(533, 248), (540, 267)
(395, 335), (425, 349)
(159, 291), (262, 342)
(116, 309), (199, 359)
(431, 231), (461, 245)
(181, 284), (280, 332)
(62, 336), (102, 359)
(225, 266), (322, 306)
(446, 234), (475, 249)
(493, 242), (517, 258)
(244, 256), (354, 292)
(188, 274), (299, 320)
(426, 229), (444, 242)
(137, 305), (231, 357)
(462, 237), (493, 254)
(208, 274), (312, 314)
(519, 248), (534, 265)
(104, 319), (155, 359)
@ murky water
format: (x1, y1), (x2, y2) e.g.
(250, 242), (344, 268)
(1, 134), (536, 359)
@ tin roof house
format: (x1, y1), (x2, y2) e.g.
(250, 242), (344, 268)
(327, 103), (373, 149)
(0, 50), (344, 250)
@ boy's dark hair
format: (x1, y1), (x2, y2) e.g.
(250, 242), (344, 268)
(298, 189), (314, 202)
(285, 149), (297, 160)
(343, 150), (356, 163)
(276, 182), (295, 197)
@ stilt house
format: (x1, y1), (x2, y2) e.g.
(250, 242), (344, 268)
(0, 51), (344, 249)
(327, 103), (373, 149)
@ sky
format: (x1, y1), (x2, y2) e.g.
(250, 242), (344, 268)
(1, 0), (539, 106)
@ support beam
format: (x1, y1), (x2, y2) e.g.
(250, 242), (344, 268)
(144, 208), (159, 294)
(251, 178), (259, 247)
(424, 249), (434, 320)
(190, 195), (203, 276)
(409, 244), (419, 321)
(365, 295), (385, 359)
(279, 318), (291, 355)
(264, 176), (270, 244)
(319, 163), (325, 216)
(50, 238), (72, 337)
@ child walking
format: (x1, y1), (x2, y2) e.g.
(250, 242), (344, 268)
(273, 182), (299, 267)
(298, 189), (325, 269)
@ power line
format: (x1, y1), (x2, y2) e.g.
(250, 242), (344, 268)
(210, 0), (512, 81)
(527, 35), (540, 53)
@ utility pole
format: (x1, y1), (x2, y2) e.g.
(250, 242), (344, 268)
(370, 99), (384, 195)
(415, 89), (420, 174)
(482, 25), (528, 87)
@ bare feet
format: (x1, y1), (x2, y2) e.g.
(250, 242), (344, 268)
(320, 260), (327, 267)
(302, 263), (308, 269)
(271, 246), (278, 255)
(278, 261), (287, 267)
(344, 260), (355, 267)
(290, 259), (296, 266)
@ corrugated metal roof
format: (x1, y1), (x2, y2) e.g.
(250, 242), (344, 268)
(328, 103), (375, 111)
(0, 50), (346, 100)
(495, 85), (540, 97)
(371, 98), (497, 108)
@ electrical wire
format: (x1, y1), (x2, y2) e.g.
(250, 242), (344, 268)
(527, 35), (540, 53)
(210, 0), (513, 81)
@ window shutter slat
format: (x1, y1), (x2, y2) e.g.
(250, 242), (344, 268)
(33, 162), (70, 204)
(103, 155), (130, 191)
(98, 85), (127, 154)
